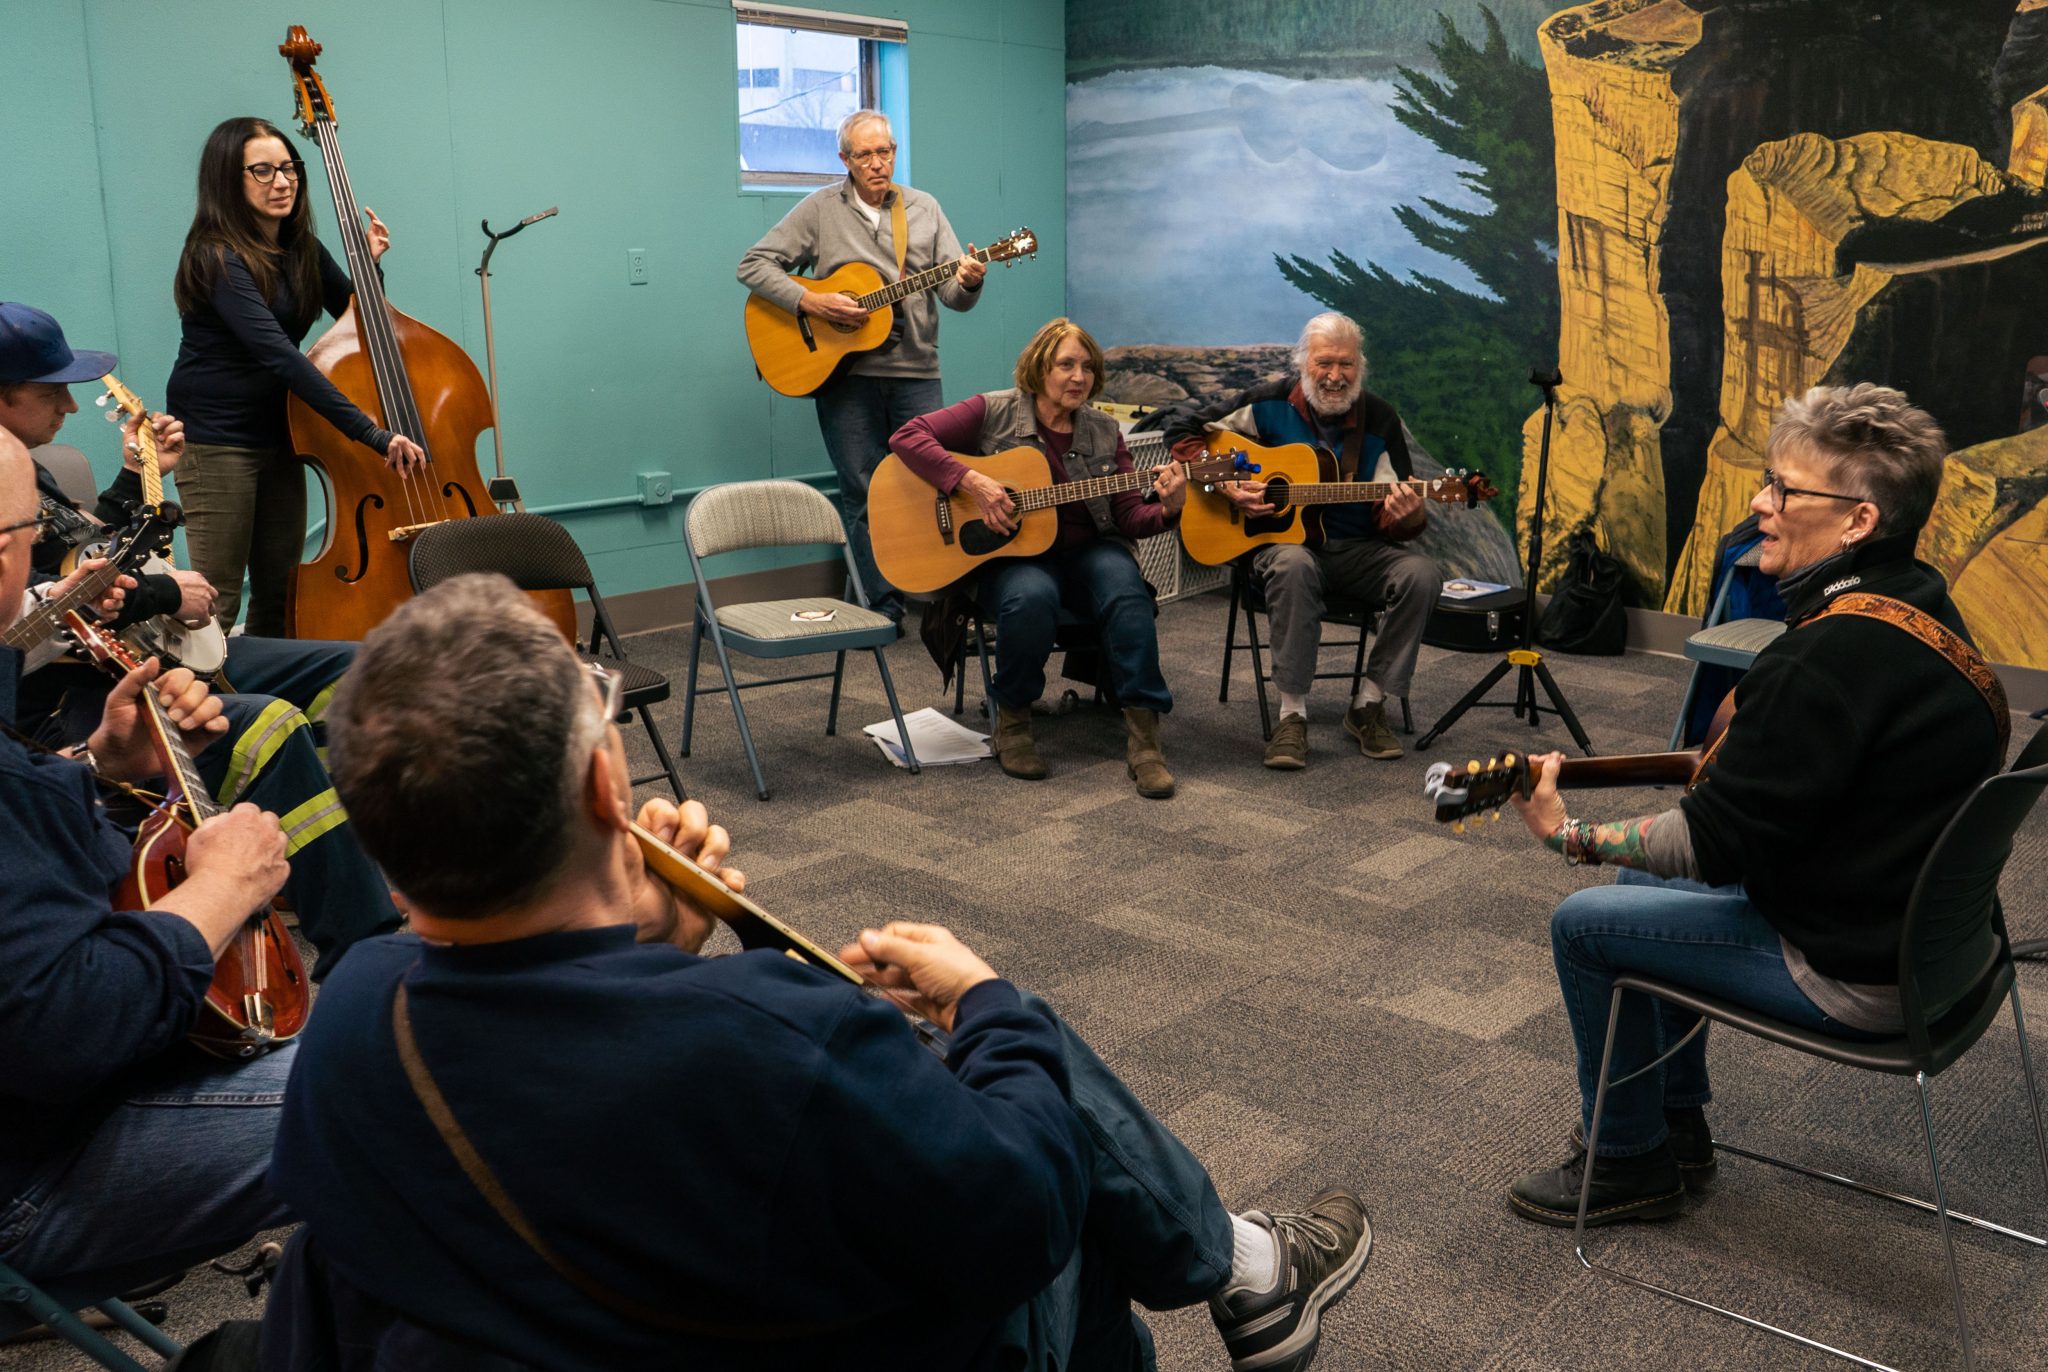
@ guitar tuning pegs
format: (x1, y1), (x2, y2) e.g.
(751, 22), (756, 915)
(1452, 820), (1466, 835)
(1490, 811), (1502, 823)
(96, 392), (113, 408)
(1486, 757), (1498, 769)
(1503, 753), (1517, 767)
(1465, 760), (1481, 775)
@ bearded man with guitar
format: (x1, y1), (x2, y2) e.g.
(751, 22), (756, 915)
(1163, 312), (1443, 770)
(265, 572), (1372, 1371)
(1492, 385), (2010, 1227)
(0, 302), (398, 976)
(737, 109), (988, 625)
(0, 427), (350, 1304)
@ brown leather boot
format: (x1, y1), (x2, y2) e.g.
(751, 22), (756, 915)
(992, 704), (1048, 780)
(1122, 707), (1176, 799)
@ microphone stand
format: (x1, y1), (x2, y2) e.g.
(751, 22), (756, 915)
(1414, 366), (1595, 755)
(476, 206), (558, 511)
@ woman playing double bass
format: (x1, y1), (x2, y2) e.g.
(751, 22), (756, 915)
(167, 116), (424, 637)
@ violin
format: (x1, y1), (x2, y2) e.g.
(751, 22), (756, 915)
(279, 27), (574, 642)
(629, 821), (949, 1058)
(61, 612), (308, 1058)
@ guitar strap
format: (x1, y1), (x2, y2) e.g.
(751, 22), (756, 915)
(888, 183), (907, 279)
(1338, 420), (1365, 483)
(390, 980), (862, 1342)
(1812, 592), (2011, 754)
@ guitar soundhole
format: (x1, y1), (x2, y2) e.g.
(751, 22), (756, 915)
(959, 521), (1018, 557)
(828, 320), (861, 335)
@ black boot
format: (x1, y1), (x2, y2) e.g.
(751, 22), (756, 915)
(1572, 1105), (1717, 1191)
(1508, 1142), (1684, 1227)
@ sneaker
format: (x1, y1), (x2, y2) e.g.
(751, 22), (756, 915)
(1571, 1105), (1717, 1191)
(1264, 714), (1309, 770)
(1211, 1189), (1372, 1372)
(1507, 1143), (1684, 1228)
(1342, 701), (1402, 759)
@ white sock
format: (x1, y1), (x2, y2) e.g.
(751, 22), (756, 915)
(1353, 678), (1385, 708)
(1278, 692), (1309, 721)
(1225, 1212), (1281, 1296)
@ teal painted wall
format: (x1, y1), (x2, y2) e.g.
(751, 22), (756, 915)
(0, 0), (1066, 597)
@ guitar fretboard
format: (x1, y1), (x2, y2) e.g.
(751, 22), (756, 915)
(1235, 478), (1442, 506)
(2, 562), (126, 652)
(855, 243), (1001, 312)
(1006, 464), (1168, 514)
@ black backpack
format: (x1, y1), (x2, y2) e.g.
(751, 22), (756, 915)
(1538, 527), (1629, 655)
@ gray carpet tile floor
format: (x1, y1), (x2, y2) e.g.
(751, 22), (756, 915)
(12, 589), (2048, 1370)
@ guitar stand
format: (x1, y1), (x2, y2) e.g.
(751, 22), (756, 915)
(1414, 368), (1595, 757)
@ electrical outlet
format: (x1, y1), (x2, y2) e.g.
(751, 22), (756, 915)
(636, 471), (673, 507)
(626, 248), (648, 285)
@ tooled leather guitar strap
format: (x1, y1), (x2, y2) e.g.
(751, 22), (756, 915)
(391, 981), (858, 1342)
(1813, 592), (2011, 755)
(888, 183), (908, 278)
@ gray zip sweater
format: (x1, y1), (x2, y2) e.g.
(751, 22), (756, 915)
(737, 177), (980, 380)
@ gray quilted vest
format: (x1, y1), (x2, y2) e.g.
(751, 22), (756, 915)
(977, 388), (1124, 541)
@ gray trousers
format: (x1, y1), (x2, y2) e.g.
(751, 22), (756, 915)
(172, 441), (307, 637)
(1252, 537), (1440, 698)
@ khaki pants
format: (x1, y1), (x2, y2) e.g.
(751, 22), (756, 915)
(1252, 536), (1440, 699)
(173, 442), (306, 637)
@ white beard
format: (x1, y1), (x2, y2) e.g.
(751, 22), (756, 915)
(1305, 375), (1363, 417)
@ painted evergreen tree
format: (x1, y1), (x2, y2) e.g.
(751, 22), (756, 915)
(1277, 7), (1557, 504)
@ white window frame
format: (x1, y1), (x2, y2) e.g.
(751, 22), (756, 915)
(734, 2), (907, 192)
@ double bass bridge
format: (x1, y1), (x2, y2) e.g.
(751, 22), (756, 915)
(385, 519), (450, 543)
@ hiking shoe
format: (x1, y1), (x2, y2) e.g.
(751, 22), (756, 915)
(1264, 714), (1309, 770)
(1572, 1106), (1717, 1191)
(1508, 1143), (1684, 1228)
(1210, 1188), (1372, 1371)
(1342, 701), (1402, 759)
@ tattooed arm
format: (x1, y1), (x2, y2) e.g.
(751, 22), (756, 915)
(1507, 752), (1703, 879)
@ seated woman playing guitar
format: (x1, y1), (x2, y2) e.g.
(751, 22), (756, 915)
(889, 318), (1186, 796)
(1499, 383), (2010, 1227)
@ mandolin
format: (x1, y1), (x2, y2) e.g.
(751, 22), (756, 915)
(629, 821), (948, 1058)
(1423, 695), (1735, 830)
(868, 445), (1248, 594)
(744, 228), (1038, 397)
(60, 611), (308, 1058)
(279, 27), (574, 642)
(1178, 433), (1495, 566)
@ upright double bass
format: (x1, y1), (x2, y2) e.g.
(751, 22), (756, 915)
(279, 27), (574, 641)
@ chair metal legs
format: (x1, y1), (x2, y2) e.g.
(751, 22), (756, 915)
(1574, 985), (2048, 1372)
(632, 703), (686, 800)
(826, 650), (846, 736)
(0, 1260), (177, 1372)
(871, 646), (920, 774)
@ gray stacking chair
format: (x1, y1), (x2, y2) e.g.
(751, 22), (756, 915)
(681, 480), (918, 800)
(1219, 558), (1410, 740)
(0, 1257), (182, 1371)
(1666, 542), (1785, 748)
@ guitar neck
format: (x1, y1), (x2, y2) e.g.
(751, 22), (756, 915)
(1008, 463), (1165, 515)
(145, 692), (217, 826)
(856, 243), (993, 311)
(1270, 478), (1431, 505)
(2, 563), (124, 652)
(1555, 750), (1704, 792)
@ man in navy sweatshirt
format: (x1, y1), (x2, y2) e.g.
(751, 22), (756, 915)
(265, 573), (1374, 1372)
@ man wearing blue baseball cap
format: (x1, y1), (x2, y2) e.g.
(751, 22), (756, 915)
(0, 302), (399, 978)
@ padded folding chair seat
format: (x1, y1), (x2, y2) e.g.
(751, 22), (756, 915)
(1684, 615), (1786, 666)
(710, 597), (895, 650)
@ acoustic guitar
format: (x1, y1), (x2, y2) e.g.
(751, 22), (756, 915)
(1178, 433), (1496, 566)
(744, 228), (1038, 397)
(868, 445), (1247, 594)
(1422, 695), (1736, 831)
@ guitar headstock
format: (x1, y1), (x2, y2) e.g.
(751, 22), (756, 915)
(280, 25), (335, 133)
(987, 228), (1038, 264)
(1423, 469), (1499, 507)
(1422, 752), (1530, 830)
(1181, 449), (1261, 485)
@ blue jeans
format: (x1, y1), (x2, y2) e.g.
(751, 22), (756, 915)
(814, 372), (944, 619)
(998, 995), (1234, 1371)
(1554, 870), (1879, 1156)
(0, 1043), (296, 1291)
(977, 542), (1172, 715)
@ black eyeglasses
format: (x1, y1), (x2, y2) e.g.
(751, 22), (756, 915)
(0, 513), (56, 539)
(244, 161), (306, 185)
(1761, 468), (1868, 513)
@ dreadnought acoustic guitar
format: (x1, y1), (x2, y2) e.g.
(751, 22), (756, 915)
(869, 445), (1246, 594)
(1178, 433), (1496, 566)
(744, 228), (1037, 397)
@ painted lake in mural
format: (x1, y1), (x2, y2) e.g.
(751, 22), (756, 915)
(1066, 66), (1489, 348)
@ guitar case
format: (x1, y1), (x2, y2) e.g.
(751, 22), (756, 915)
(1423, 588), (1527, 653)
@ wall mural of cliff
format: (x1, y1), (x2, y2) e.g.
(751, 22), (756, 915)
(1067, 0), (2048, 670)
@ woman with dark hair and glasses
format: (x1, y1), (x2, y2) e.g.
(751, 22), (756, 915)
(166, 116), (424, 637)
(1493, 382), (2009, 1229)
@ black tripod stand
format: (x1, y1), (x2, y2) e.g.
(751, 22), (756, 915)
(1415, 368), (1594, 755)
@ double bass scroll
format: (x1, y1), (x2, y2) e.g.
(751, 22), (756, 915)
(278, 27), (574, 642)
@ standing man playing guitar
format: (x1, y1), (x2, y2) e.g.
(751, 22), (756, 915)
(0, 303), (398, 975)
(737, 109), (986, 625)
(1163, 313), (1440, 770)
(1498, 384), (2010, 1227)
